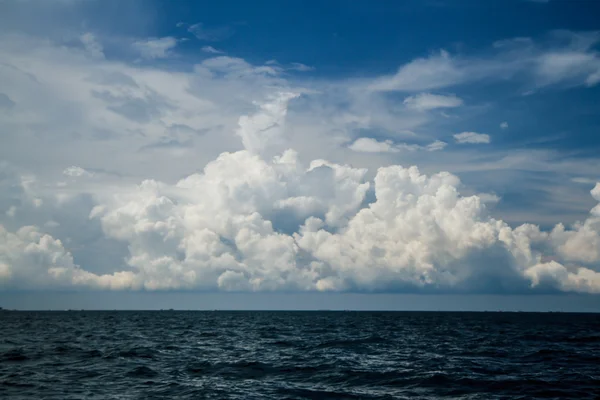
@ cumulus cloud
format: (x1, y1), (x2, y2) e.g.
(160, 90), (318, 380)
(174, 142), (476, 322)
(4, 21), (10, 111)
(2, 16), (600, 295)
(0, 224), (140, 290)
(403, 93), (463, 111)
(500, 121), (509, 129)
(2, 95), (599, 294)
(454, 132), (491, 144)
(348, 138), (399, 153)
(235, 92), (299, 155)
(132, 37), (178, 59)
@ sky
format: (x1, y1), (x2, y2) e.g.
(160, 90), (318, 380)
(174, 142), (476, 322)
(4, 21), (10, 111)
(1, 0), (600, 311)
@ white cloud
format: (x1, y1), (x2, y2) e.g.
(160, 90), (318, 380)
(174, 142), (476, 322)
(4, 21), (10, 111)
(0, 224), (137, 290)
(80, 142), (600, 293)
(426, 140), (447, 152)
(0, 34), (291, 184)
(1, 94), (600, 294)
(403, 93), (463, 111)
(369, 50), (468, 92)
(132, 37), (178, 59)
(348, 138), (447, 153)
(348, 138), (399, 153)
(236, 92), (299, 155)
(201, 46), (224, 54)
(535, 51), (600, 87)
(572, 177), (598, 185)
(289, 62), (314, 72)
(477, 193), (501, 204)
(454, 132), (491, 144)
(500, 121), (509, 129)
(63, 166), (93, 178)
(368, 31), (600, 92)
(2, 20), (600, 295)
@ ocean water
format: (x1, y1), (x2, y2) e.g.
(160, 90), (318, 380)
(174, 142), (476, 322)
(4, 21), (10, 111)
(1, 311), (599, 399)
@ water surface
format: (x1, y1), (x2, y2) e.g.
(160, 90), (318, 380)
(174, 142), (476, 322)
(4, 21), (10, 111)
(1, 311), (599, 399)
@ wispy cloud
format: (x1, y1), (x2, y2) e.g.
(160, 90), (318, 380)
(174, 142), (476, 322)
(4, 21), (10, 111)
(201, 45), (224, 54)
(403, 93), (463, 111)
(289, 62), (315, 72)
(187, 23), (235, 41)
(368, 50), (468, 92)
(80, 33), (104, 59)
(132, 37), (178, 59)
(426, 140), (448, 152)
(367, 31), (600, 92)
(572, 177), (599, 185)
(454, 132), (491, 144)
(348, 137), (447, 153)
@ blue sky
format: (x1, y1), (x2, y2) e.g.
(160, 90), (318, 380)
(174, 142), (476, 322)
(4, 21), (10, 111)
(1, 0), (600, 310)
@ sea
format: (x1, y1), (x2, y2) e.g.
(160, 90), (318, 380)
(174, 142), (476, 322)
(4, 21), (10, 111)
(1, 311), (599, 399)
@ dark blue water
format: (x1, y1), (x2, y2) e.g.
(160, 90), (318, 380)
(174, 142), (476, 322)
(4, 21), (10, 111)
(1, 311), (599, 399)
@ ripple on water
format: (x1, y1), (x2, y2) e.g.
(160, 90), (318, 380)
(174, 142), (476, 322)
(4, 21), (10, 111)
(0, 311), (599, 399)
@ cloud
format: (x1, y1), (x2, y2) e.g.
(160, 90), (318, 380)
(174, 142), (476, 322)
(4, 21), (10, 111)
(367, 31), (600, 92)
(63, 166), (93, 178)
(188, 23), (235, 42)
(403, 93), (463, 111)
(289, 62), (315, 72)
(0, 224), (138, 290)
(199, 56), (281, 78)
(201, 46), (224, 54)
(572, 177), (598, 185)
(80, 33), (104, 59)
(500, 121), (509, 129)
(132, 37), (178, 59)
(348, 138), (399, 153)
(0, 32), (295, 190)
(454, 132), (491, 144)
(536, 51), (600, 87)
(2, 29), (596, 197)
(426, 140), (448, 152)
(369, 50), (468, 92)
(2, 18), (600, 295)
(235, 92), (299, 155)
(348, 138), (447, 153)
(1, 95), (600, 294)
